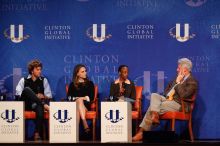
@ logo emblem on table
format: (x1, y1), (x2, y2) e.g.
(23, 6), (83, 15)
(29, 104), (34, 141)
(169, 23), (195, 42)
(105, 110), (124, 123)
(1, 109), (20, 123)
(53, 110), (72, 123)
(86, 24), (112, 42)
(4, 25), (30, 43)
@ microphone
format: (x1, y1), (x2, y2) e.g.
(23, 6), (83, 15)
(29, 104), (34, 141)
(109, 96), (114, 101)
(68, 96), (72, 101)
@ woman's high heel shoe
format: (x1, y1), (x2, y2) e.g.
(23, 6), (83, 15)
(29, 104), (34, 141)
(84, 128), (91, 134)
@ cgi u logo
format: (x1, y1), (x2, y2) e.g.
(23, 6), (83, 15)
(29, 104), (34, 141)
(93, 24), (106, 42)
(53, 110), (72, 123)
(10, 25), (24, 43)
(1, 109), (19, 123)
(105, 109), (124, 123)
(86, 24), (112, 42)
(4, 25), (30, 43)
(176, 23), (189, 42)
(169, 23), (195, 42)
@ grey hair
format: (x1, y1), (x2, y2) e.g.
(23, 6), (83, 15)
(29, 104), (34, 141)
(178, 58), (193, 71)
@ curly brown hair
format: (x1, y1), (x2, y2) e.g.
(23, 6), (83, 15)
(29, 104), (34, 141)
(27, 59), (42, 74)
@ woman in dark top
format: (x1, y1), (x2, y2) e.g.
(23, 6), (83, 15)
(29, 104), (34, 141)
(67, 64), (94, 133)
(110, 65), (136, 101)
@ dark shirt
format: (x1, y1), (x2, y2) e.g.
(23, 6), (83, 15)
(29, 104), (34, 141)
(16, 75), (52, 98)
(24, 77), (44, 95)
(110, 81), (136, 100)
(66, 81), (94, 109)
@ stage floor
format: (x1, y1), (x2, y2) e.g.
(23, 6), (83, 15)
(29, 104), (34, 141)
(0, 140), (220, 146)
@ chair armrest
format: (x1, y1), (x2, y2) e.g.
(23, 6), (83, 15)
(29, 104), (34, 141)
(90, 98), (98, 104)
(180, 97), (195, 103)
(180, 96), (196, 114)
(134, 98), (141, 111)
(90, 98), (98, 112)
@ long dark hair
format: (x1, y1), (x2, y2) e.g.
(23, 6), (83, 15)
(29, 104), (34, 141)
(72, 64), (89, 89)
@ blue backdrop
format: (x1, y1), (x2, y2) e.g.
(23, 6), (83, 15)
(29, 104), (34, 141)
(0, 0), (220, 139)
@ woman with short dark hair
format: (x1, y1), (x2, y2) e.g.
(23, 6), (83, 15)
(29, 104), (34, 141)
(109, 65), (136, 101)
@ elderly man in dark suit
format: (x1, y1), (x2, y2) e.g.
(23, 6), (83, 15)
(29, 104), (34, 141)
(132, 58), (198, 141)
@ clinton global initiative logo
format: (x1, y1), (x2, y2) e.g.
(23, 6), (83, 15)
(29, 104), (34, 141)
(4, 25), (30, 43)
(0, 74), (13, 96)
(44, 25), (71, 40)
(169, 23), (196, 42)
(1, 109), (19, 123)
(127, 24), (154, 40)
(0, 68), (24, 99)
(105, 110), (124, 123)
(185, 0), (207, 7)
(63, 54), (119, 85)
(134, 71), (166, 100)
(211, 24), (220, 39)
(86, 24), (112, 42)
(53, 110), (72, 123)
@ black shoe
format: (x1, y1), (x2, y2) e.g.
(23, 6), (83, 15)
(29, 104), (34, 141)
(34, 133), (42, 141)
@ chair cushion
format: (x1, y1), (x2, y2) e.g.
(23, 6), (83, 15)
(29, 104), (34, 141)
(86, 111), (96, 119)
(25, 111), (36, 119)
(90, 103), (96, 109)
(160, 111), (190, 120)
(25, 111), (49, 119)
(132, 111), (139, 119)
